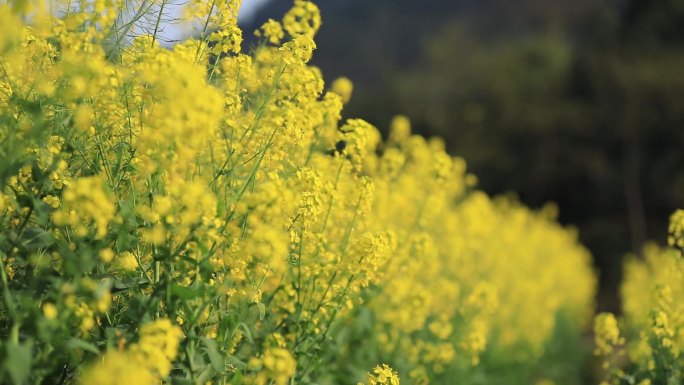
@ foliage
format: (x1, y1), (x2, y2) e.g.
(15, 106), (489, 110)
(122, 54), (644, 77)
(0, 0), (596, 384)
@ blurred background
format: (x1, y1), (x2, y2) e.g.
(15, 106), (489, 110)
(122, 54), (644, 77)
(241, 0), (684, 313)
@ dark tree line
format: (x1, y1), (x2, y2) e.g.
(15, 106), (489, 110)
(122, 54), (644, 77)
(247, 0), (684, 311)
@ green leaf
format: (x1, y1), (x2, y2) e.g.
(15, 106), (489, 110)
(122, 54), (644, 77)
(237, 322), (253, 343)
(111, 277), (150, 293)
(170, 284), (202, 300)
(256, 302), (266, 321)
(230, 370), (243, 385)
(226, 355), (247, 370)
(200, 337), (224, 372)
(66, 338), (101, 354)
(15, 194), (32, 209)
(5, 340), (33, 385)
(194, 364), (216, 384)
(169, 377), (194, 385)
(21, 227), (54, 251)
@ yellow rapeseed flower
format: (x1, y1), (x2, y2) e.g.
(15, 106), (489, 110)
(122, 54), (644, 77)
(330, 77), (353, 104)
(42, 303), (57, 320)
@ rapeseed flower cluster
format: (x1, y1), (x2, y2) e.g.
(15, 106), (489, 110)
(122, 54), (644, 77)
(594, 212), (684, 384)
(0, 0), (597, 384)
(668, 209), (684, 253)
(594, 313), (622, 356)
(52, 176), (115, 239)
(359, 365), (401, 385)
(79, 319), (183, 384)
(246, 347), (297, 385)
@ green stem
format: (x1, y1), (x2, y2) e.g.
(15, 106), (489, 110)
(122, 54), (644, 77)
(150, 0), (168, 47)
(0, 254), (20, 343)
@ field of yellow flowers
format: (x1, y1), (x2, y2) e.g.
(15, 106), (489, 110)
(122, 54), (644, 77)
(0, 0), (681, 384)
